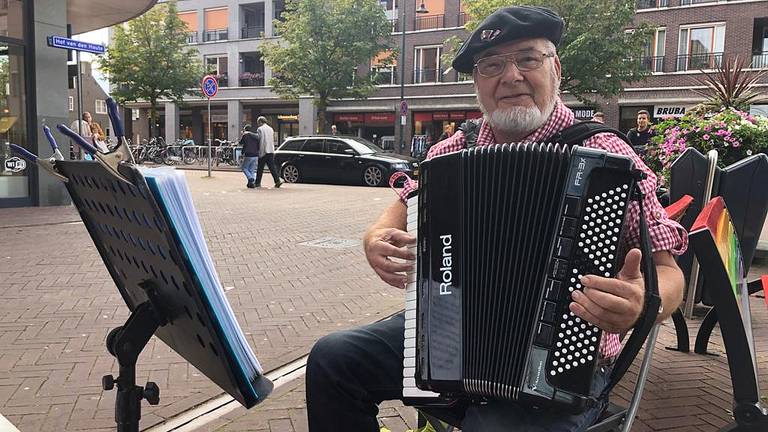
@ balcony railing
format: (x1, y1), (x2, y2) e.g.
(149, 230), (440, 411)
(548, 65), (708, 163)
(639, 55), (665, 72)
(414, 14), (444, 31)
(186, 31), (198, 44)
(680, 0), (717, 5)
(636, 0), (668, 9)
(458, 11), (467, 27)
(676, 52), (723, 71)
(372, 67), (398, 85)
(752, 52), (768, 69)
(389, 18), (400, 32)
(414, 68), (444, 84)
(204, 28), (229, 42)
(239, 75), (265, 87)
(241, 26), (265, 39)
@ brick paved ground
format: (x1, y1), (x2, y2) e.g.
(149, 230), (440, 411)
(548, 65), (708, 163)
(1, 170), (767, 432)
(199, 292), (768, 432)
(0, 171), (404, 431)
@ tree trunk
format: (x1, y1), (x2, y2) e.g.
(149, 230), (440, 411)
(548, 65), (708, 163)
(316, 98), (328, 134)
(149, 101), (159, 139)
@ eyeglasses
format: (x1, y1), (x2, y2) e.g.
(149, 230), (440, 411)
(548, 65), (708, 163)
(474, 51), (555, 77)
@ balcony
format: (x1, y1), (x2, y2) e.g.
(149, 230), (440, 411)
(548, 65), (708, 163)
(639, 55), (665, 72)
(241, 25), (264, 39)
(753, 52), (768, 69)
(186, 31), (198, 44)
(372, 67), (398, 85)
(414, 14), (444, 31)
(239, 72), (264, 87)
(676, 52), (724, 71)
(389, 18), (400, 32)
(414, 68), (444, 84)
(636, 0), (668, 8)
(204, 28), (228, 42)
(680, 0), (717, 5)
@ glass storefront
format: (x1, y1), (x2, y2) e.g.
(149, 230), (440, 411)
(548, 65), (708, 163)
(0, 1), (29, 204)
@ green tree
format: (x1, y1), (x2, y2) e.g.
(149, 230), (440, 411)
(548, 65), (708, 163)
(451, 0), (653, 103)
(99, 1), (203, 137)
(261, 0), (394, 133)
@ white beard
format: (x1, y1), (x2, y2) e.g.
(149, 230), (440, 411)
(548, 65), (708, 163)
(478, 74), (560, 141)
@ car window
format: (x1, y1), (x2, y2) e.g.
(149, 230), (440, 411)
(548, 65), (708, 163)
(279, 139), (304, 151)
(302, 139), (325, 153)
(326, 140), (353, 155)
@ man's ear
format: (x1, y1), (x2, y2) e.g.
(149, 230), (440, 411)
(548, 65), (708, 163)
(553, 55), (562, 80)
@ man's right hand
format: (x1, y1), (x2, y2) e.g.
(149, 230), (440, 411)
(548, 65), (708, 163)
(364, 228), (416, 289)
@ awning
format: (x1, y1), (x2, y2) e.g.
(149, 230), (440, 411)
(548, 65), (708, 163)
(68, 0), (158, 34)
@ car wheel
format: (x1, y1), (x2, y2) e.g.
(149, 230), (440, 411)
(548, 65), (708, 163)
(282, 163), (300, 183)
(363, 165), (385, 187)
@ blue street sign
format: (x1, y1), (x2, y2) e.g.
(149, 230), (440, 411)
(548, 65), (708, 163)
(202, 75), (218, 99)
(47, 36), (106, 54)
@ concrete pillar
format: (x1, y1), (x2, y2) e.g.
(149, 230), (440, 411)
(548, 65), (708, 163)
(227, 100), (243, 142)
(164, 102), (179, 144)
(192, 108), (204, 145)
(299, 96), (317, 135)
(197, 7), (205, 43)
(265, 0), (274, 37)
(32, 0), (70, 206)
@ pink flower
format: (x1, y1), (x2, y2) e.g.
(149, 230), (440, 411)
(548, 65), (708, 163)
(703, 134), (710, 140)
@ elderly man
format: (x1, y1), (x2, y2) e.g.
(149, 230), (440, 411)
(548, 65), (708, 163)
(306, 6), (687, 431)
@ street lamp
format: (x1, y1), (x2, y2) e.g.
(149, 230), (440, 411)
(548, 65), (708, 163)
(398, 1), (429, 153)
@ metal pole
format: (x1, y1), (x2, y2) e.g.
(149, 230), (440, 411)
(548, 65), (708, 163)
(76, 50), (83, 137)
(398, 1), (406, 154)
(207, 98), (212, 177)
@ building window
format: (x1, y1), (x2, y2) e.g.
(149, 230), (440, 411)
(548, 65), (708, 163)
(68, 96), (74, 111)
(205, 55), (229, 86)
(680, 0), (717, 6)
(753, 19), (768, 69)
(414, 46), (442, 83)
(132, 109), (140, 121)
(239, 52), (265, 86)
(0, 42), (29, 200)
(677, 23), (725, 71)
(0, 1), (25, 40)
(204, 7), (229, 41)
(95, 99), (107, 115)
(641, 28), (666, 72)
(178, 11), (198, 43)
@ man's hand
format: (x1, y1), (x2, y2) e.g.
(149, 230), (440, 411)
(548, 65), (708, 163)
(364, 228), (415, 289)
(569, 248), (646, 334)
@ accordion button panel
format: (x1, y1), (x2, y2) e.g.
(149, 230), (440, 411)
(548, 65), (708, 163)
(402, 195), (441, 399)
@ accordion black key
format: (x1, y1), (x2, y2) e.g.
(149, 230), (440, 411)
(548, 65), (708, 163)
(403, 143), (637, 412)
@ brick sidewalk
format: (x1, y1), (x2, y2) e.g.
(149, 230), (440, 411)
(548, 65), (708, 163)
(0, 172), (404, 431)
(195, 293), (768, 432)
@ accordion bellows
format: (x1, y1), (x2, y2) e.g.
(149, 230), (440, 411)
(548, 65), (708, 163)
(404, 143), (637, 412)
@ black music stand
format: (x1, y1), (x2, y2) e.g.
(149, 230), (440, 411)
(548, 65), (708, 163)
(53, 160), (273, 431)
(667, 149), (768, 353)
(688, 197), (768, 432)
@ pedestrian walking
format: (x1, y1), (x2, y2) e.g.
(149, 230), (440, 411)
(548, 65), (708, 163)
(70, 112), (93, 159)
(253, 116), (284, 188)
(239, 124), (260, 188)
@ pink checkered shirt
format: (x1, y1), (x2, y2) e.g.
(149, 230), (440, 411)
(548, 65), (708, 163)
(394, 100), (688, 359)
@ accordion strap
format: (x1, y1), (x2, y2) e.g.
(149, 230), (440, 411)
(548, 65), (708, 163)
(597, 171), (661, 402)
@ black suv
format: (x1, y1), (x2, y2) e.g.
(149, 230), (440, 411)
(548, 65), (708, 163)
(274, 135), (419, 187)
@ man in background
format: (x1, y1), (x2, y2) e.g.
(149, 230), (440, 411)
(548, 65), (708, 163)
(627, 110), (653, 156)
(70, 112), (93, 159)
(239, 124), (260, 188)
(254, 116), (283, 188)
(591, 111), (605, 123)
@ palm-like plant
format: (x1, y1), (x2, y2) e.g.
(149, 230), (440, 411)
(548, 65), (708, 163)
(691, 55), (767, 113)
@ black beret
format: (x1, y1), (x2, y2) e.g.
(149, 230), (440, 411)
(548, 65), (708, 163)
(452, 6), (564, 74)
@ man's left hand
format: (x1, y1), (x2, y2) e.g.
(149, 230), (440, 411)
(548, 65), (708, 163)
(569, 248), (645, 334)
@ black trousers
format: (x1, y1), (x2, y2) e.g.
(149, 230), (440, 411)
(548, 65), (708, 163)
(254, 153), (280, 186)
(305, 312), (610, 432)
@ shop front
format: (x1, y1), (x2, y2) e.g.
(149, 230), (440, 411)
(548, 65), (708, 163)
(619, 104), (692, 135)
(412, 110), (482, 157)
(332, 112), (396, 149)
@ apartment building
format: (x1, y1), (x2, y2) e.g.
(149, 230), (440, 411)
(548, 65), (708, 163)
(132, 0), (768, 152)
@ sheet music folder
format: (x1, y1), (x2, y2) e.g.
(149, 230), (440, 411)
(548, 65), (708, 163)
(55, 160), (273, 408)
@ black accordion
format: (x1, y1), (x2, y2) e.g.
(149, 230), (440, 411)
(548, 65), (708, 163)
(403, 143), (637, 411)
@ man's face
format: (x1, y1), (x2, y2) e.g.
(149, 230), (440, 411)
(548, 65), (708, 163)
(84, 113), (92, 122)
(473, 38), (561, 136)
(637, 114), (649, 129)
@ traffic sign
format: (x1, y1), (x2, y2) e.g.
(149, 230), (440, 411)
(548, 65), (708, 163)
(400, 100), (408, 116)
(202, 75), (219, 99)
(47, 36), (106, 54)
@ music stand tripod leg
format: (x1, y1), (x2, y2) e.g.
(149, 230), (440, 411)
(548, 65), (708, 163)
(102, 282), (167, 432)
